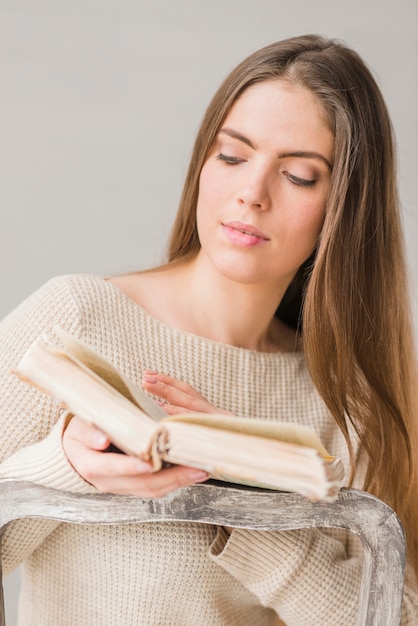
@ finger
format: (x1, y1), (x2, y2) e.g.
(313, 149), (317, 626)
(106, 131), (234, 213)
(84, 458), (208, 497)
(65, 415), (111, 451)
(143, 371), (204, 399)
(64, 417), (210, 496)
(142, 371), (229, 415)
(122, 465), (209, 498)
(143, 378), (209, 413)
(157, 402), (193, 416)
(74, 449), (154, 487)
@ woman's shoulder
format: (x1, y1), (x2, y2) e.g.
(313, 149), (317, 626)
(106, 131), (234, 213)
(34, 273), (131, 308)
(45, 273), (146, 323)
(25, 270), (181, 330)
(1, 274), (87, 324)
(108, 266), (182, 319)
(1, 274), (124, 336)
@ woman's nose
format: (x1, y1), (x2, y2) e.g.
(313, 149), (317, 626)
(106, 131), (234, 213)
(237, 166), (271, 210)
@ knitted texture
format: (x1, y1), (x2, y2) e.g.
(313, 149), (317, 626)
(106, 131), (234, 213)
(0, 274), (417, 625)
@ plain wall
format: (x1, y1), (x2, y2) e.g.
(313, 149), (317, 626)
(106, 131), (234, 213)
(1, 1), (417, 623)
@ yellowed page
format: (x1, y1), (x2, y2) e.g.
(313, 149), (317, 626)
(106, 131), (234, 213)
(55, 327), (166, 421)
(163, 421), (342, 500)
(14, 339), (158, 460)
(14, 333), (343, 499)
(165, 413), (332, 459)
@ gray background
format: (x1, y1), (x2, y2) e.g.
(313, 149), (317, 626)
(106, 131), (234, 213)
(1, 1), (417, 622)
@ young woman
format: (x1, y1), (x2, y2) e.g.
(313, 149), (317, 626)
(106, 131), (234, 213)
(1, 34), (417, 625)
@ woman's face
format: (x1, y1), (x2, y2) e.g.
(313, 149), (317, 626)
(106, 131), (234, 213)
(195, 79), (334, 292)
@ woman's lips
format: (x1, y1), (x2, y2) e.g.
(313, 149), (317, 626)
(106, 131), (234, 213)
(221, 221), (269, 247)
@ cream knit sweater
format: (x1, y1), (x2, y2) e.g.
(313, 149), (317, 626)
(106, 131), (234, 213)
(0, 274), (417, 625)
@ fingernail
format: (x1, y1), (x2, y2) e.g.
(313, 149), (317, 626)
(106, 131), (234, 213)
(189, 470), (209, 483)
(93, 431), (108, 447)
(135, 462), (153, 473)
(143, 373), (157, 383)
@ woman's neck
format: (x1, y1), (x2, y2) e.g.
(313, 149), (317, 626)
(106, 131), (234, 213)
(111, 257), (300, 353)
(178, 257), (298, 352)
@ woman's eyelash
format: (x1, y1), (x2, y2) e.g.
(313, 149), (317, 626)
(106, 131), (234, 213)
(217, 153), (243, 165)
(285, 172), (316, 188)
(216, 156), (316, 187)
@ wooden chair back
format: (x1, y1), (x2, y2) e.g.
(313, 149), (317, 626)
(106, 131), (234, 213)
(0, 480), (406, 625)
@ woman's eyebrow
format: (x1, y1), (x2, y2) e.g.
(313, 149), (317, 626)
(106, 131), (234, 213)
(278, 151), (333, 171)
(219, 128), (332, 171)
(219, 127), (255, 148)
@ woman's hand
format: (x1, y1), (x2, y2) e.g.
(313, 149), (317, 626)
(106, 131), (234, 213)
(62, 415), (208, 497)
(142, 370), (233, 416)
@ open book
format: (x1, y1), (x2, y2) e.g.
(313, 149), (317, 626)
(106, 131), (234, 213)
(13, 329), (344, 501)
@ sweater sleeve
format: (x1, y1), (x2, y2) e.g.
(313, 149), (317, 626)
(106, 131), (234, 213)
(209, 524), (418, 625)
(0, 277), (97, 574)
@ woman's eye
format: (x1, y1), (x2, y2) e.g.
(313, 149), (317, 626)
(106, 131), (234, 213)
(285, 171), (316, 188)
(217, 153), (244, 165)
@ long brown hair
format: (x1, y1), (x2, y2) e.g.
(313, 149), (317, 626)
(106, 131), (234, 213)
(167, 35), (418, 575)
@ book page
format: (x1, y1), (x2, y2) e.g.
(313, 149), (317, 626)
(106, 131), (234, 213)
(14, 334), (343, 498)
(14, 338), (158, 459)
(165, 413), (332, 459)
(163, 420), (342, 500)
(55, 327), (166, 421)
